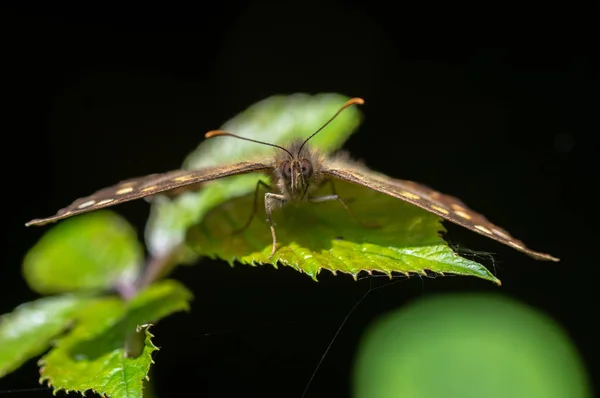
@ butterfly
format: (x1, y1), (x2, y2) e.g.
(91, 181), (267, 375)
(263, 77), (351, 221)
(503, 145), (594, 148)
(26, 97), (559, 262)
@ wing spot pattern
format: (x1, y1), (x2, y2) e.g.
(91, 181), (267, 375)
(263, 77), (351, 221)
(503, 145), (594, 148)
(96, 199), (115, 206)
(77, 200), (96, 209)
(430, 205), (449, 215)
(474, 225), (492, 234)
(173, 175), (194, 182)
(115, 187), (134, 195)
(454, 210), (472, 220)
(398, 191), (420, 200)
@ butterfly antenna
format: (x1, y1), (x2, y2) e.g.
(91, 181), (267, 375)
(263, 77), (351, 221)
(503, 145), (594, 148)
(297, 97), (365, 156)
(205, 130), (294, 158)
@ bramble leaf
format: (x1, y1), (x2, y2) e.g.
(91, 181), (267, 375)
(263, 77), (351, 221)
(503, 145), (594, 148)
(187, 180), (500, 284)
(0, 294), (91, 377)
(39, 280), (192, 398)
(23, 211), (143, 294)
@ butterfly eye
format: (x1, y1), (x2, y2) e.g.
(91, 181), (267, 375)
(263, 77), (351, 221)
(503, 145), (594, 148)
(300, 159), (313, 178)
(281, 161), (292, 178)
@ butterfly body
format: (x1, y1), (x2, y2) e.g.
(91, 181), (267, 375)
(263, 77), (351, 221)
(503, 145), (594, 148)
(243, 139), (367, 258)
(26, 97), (559, 263)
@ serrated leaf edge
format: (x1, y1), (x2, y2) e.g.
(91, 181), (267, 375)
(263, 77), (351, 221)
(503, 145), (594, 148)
(38, 324), (159, 398)
(203, 245), (500, 285)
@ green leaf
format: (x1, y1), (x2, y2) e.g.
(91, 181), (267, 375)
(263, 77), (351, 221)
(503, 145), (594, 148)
(39, 280), (192, 398)
(0, 294), (91, 378)
(145, 93), (363, 260)
(187, 180), (500, 284)
(353, 294), (592, 398)
(23, 211), (144, 294)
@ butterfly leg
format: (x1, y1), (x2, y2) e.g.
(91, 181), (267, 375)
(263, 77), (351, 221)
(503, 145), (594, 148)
(265, 192), (286, 259)
(233, 180), (272, 235)
(309, 180), (380, 229)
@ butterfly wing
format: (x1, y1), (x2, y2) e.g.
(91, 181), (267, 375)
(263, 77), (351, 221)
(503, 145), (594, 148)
(322, 159), (559, 262)
(26, 161), (273, 226)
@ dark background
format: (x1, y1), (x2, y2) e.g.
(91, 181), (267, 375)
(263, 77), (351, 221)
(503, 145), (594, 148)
(1, 3), (597, 397)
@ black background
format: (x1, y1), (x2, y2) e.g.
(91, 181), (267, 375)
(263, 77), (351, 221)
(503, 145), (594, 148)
(1, 3), (597, 397)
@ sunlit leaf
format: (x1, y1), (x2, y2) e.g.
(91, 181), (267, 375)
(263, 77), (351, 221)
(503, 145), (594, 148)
(0, 294), (90, 377)
(23, 211), (143, 294)
(145, 93), (363, 260)
(39, 280), (192, 398)
(187, 180), (500, 284)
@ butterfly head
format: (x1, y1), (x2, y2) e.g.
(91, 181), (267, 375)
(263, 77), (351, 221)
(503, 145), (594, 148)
(281, 158), (313, 183)
(275, 140), (322, 199)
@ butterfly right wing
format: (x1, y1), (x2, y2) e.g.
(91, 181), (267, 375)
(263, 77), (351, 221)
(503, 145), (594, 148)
(26, 161), (273, 226)
(322, 158), (559, 262)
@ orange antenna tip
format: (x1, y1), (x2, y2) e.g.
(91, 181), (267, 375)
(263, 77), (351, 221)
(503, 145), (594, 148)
(347, 97), (365, 106)
(296, 96), (365, 155)
(205, 130), (228, 138)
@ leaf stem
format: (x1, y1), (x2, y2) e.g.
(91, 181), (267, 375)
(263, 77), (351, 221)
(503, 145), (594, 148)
(135, 246), (184, 291)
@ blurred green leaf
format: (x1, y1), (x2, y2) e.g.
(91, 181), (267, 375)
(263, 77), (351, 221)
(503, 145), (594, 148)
(0, 294), (90, 377)
(23, 211), (143, 294)
(39, 279), (192, 398)
(353, 294), (591, 398)
(187, 180), (499, 284)
(145, 93), (363, 260)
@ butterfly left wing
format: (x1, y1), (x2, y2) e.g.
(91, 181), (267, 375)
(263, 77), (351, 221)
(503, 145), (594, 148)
(26, 161), (273, 227)
(322, 159), (559, 262)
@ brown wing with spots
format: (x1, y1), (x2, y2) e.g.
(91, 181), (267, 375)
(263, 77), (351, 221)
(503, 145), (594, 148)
(26, 161), (273, 226)
(322, 160), (559, 262)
